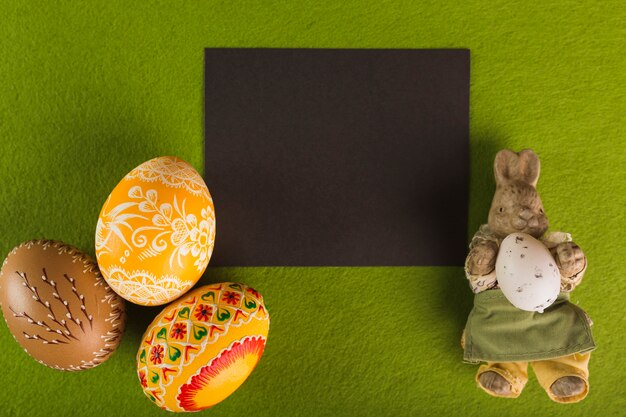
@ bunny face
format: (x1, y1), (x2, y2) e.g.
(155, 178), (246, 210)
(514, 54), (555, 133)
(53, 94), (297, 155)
(488, 180), (548, 238)
(487, 149), (549, 239)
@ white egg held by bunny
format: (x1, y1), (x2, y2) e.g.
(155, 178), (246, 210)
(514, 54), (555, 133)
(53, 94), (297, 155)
(495, 232), (560, 313)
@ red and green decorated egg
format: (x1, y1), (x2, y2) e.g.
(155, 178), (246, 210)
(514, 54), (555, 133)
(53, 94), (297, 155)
(136, 282), (270, 412)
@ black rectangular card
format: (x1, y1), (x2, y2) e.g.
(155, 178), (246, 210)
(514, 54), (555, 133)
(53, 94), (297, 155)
(205, 48), (469, 266)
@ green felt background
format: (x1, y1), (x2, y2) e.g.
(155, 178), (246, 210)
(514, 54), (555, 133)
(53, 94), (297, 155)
(0, 1), (624, 416)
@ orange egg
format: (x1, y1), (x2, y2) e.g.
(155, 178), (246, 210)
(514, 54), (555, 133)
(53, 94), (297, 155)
(137, 283), (269, 412)
(95, 156), (215, 306)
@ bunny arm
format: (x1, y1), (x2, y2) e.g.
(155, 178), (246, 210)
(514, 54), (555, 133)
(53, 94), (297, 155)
(543, 235), (587, 292)
(465, 225), (499, 294)
(558, 255), (587, 292)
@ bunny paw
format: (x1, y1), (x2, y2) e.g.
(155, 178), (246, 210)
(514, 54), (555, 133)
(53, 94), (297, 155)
(468, 241), (498, 276)
(554, 242), (586, 278)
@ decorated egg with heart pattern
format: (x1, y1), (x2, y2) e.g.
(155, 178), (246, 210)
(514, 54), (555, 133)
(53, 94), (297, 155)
(136, 282), (269, 412)
(95, 156), (215, 306)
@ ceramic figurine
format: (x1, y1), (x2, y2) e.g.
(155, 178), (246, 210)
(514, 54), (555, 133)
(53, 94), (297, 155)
(462, 149), (595, 403)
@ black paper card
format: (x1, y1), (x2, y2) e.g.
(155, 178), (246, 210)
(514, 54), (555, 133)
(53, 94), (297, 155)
(204, 48), (469, 266)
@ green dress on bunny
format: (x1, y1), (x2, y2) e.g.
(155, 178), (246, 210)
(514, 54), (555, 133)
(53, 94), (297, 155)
(463, 289), (595, 363)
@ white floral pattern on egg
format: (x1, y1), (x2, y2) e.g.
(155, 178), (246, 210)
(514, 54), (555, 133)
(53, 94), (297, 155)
(96, 156), (216, 306)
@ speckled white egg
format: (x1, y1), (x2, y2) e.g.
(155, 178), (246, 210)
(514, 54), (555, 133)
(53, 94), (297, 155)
(496, 232), (560, 313)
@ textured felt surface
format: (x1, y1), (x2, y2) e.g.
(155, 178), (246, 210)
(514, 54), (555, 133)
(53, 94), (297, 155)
(0, 1), (624, 416)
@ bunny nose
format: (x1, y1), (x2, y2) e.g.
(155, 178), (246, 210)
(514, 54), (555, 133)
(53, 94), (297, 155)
(528, 217), (539, 228)
(519, 208), (533, 220)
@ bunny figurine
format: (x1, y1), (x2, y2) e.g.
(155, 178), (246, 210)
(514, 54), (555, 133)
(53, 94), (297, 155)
(462, 149), (595, 403)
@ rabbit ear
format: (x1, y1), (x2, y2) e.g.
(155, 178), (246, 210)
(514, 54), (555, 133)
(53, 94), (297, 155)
(493, 149), (541, 187)
(516, 149), (540, 187)
(494, 149), (519, 185)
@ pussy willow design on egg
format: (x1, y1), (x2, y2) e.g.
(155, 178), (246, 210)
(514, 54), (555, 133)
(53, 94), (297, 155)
(1, 240), (126, 371)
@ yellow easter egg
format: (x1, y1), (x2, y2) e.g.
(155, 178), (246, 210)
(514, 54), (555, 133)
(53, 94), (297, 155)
(95, 156), (215, 306)
(136, 283), (270, 412)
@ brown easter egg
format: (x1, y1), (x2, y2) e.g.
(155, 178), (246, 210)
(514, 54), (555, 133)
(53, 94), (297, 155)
(0, 240), (126, 371)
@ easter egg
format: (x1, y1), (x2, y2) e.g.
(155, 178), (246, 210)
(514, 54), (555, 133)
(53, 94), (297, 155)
(96, 156), (216, 306)
(0, 240), (126, 370)
(136, 282), (269, 412)
(496, 232), (561, 313)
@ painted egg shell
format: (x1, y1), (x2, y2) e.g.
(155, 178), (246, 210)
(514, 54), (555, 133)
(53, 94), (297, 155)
(496, 232), (560, 313)
(0, 240), (126, 370)
(137, 282), (269, 412)
(96, 156), (216, 306)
